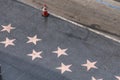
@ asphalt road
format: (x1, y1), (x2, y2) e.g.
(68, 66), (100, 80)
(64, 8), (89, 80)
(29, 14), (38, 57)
(0, 0), (120, 80)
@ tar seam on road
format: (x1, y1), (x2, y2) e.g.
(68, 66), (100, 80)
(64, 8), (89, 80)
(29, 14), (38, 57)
(16, 0), (120, 43)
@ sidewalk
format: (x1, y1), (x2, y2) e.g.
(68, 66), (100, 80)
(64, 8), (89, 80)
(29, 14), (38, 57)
(18, 0), (120, 40)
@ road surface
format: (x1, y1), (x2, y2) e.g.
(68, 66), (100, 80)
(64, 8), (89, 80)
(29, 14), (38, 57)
(0, 0), (120, 80)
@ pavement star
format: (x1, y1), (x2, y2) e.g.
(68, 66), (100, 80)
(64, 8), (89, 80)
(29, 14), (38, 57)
(0, 37), (16, 47)
(52, 47), (68, 57)
(56, 63), (72, 74)
(1, 24), (15, 33)
(27, 49), (42, 61)
(27, 35), (42, 45)
(92, 76), (103, 80)
(115, 76), (120, 80)
(81, 59), (98, 71)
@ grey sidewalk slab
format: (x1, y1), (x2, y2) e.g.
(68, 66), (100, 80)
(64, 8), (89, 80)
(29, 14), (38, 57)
(0, 0), (120, 80)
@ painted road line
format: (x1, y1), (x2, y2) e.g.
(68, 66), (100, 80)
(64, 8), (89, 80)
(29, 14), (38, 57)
(96, 0), (120, 10)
